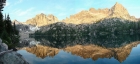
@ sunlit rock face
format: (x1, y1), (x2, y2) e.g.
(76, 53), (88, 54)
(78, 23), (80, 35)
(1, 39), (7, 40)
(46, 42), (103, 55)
(64, 2), (137, 24)
(64, 41), (140, 62)
(110, 2), (129, 18)
(24, 2), (137, 27)
(109, 2), (136, 21)
(26, 13), (59, 27)
(24, 45), (59, 59)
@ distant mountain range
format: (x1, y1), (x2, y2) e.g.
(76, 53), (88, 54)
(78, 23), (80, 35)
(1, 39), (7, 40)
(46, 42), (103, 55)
(64, 2), (137, 24)
(14, 2), (138, 27)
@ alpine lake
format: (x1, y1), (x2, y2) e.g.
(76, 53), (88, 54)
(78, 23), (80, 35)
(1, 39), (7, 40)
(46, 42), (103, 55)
(17, 34), (140, 64)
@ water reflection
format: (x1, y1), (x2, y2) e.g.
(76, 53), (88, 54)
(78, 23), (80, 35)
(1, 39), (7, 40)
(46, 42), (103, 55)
(64, 41), (140, 62)
(19, 41), (140, 63)
(17, 34), (140, 64)
(28, 34), (140, 48)
(25, 45), (59, 59)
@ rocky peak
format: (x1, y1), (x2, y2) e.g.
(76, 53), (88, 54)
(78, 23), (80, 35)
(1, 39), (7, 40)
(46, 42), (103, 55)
(26, 13), (59, 27)
(36, 13), (46, 17)
(89, 8), (97, 13)
(40, 13), (45, 15)
(47, 14), (57, 22)
(110, 2), (130, 18)
(89, 8), (109, 14)
(64, 2), (137, 24)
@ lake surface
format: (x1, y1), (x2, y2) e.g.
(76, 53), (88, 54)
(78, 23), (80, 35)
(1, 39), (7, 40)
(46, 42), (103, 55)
(17, 35), (140, 64)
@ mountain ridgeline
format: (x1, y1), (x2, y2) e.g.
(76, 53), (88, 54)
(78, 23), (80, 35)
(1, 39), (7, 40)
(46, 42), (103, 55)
(25, 14), (59, 27)
(19, 2), (140, 37)
(63, 2), (137, 24)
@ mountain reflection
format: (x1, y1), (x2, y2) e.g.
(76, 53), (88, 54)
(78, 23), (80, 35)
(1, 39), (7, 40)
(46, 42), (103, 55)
(64, 41), (140, 62)
(22, 45), (59, 59)
(20, 41), (140, 62)
(17, 34), (140, 63)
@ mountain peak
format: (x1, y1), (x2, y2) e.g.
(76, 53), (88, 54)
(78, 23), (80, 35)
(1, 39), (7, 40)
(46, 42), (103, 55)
(113, 2), (124, 9)
(110, 2), (130, 18)
(26, 13), (59, 27)
(64, 2), (137, 24)
(37, 13), (46, 16)
(115, 2), (120, 5)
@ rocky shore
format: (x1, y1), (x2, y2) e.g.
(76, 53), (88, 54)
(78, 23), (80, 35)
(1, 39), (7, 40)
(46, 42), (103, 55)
(0, 39), (29, 64)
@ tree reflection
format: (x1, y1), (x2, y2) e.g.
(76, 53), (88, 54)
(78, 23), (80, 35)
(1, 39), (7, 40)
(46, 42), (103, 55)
(30, 34), (140, 48)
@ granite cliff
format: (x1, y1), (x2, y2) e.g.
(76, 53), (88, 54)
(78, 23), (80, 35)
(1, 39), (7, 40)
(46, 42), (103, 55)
(26, 13), (59, 27)
(64, 2), (137, 24)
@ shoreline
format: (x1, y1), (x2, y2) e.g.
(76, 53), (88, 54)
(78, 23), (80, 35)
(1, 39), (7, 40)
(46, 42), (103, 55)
(0, 39), (29, 64)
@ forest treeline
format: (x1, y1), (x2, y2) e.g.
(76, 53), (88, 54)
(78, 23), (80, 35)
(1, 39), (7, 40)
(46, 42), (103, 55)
(0, 12), (19, 49)
(31, 18), (140, 36)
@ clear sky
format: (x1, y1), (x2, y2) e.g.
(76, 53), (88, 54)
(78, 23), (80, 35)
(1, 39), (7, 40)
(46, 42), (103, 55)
(2, 0), (140, 22)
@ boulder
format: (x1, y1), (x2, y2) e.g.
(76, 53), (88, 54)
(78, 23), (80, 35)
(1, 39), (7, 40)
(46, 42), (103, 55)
(0, 52), (29, 64)
(0, 39), (8, 52)
(0, 39), (29, 64)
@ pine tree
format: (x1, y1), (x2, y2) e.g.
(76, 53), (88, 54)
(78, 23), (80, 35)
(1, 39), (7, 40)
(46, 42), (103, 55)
(5, 14), (12, 35)
(0, 12), (4, 35)
(0, 13), (20, 49)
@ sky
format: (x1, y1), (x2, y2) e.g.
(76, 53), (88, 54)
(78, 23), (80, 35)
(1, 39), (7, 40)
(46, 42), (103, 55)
(2, 0), (140, 22)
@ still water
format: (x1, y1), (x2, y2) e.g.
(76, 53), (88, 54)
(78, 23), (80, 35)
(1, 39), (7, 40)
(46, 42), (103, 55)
(17, 35), (140, 64)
